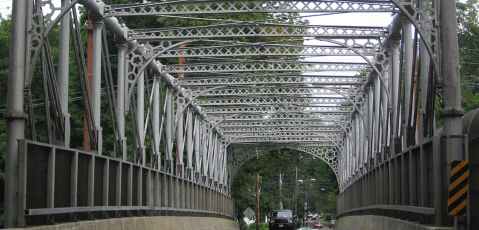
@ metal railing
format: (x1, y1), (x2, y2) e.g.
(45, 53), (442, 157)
(336, 135), (467, 226)
(17, 140), (235, 226)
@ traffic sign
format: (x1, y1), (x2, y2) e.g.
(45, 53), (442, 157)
(243, 207), (255, 219)
(447, 160), (470, 216)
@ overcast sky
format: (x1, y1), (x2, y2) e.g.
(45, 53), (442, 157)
(0, 0), (11, 17)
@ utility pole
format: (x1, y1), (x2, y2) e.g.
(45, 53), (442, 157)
(279, 173), (283, 209)
(303, 184), (307, 227)
(294, 166), (298, 217)
(256, 172), (260, 230)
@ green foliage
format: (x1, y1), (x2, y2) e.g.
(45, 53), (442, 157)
(0, 14), (11, 228)
(231, 149), (338, 224)
(457, 0), (479, 114)
(324, 213), (332, 221)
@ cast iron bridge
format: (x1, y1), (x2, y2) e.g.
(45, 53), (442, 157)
(3, 0), (476, 229)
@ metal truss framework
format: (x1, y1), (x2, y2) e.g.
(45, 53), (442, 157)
(106, 0), (399, 16)
(161, 44), (374, 58)
(4, 0), (465, 228)
(177, 75), (365, 87)
(228, 145), (339, 183)
(163, 61), (371, 73)
(130, 24), (387, 41)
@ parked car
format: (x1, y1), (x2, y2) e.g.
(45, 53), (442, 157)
(313, 222), (323, 228)
(268, 209), (297, 230)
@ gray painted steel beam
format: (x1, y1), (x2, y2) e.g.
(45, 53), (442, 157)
(106, 0), (398, 16)
(194, 97), (353, 106)
(161, 44), (375, 58)
(130, 24), (386, 41)
(177, 75), (364, 87)
(164, 61), (370, 73)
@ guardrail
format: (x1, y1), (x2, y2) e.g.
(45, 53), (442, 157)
(336, 136), (457, 226)
(17, 140), (235, 226)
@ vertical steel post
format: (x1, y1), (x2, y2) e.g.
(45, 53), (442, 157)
(440, 0), (464, 159)
(374, 75), (381, 164)
(102, 159), (109, 218)
(176, 102), (184, 175)
(381, 57), (390, 160)
(4, 0), (28, 226)
(91, 17), (104, 155)
(137, 71), (145, 165)
(187, 110), (193, 175)
(116, 39), (127, 160)
(70, 151), (78, 221)
(403, 20), (413, 148)
(153, 76), (161, 168)
(166, 89), (173, 171)
(433, 136), (443, 225)
(46, 148), (56, 223)
(58, 0), (71, 147)
(440, 0), (464, 227)
(390, 37), (401, 155)
(195, 118), (201, 175)
(84, 20), (93, 151)
(115, 163), (122, 217)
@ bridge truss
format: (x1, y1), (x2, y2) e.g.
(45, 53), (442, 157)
(4, 0), (466, 228)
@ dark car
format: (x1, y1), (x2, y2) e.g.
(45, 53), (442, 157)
(268, 209), (297, 230)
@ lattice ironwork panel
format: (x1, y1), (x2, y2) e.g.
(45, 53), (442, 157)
(232, 136), (340, 143)
(106, 0), (398, 16)
(130, 24), (387, 41)
(201, 105), (354, 114)
(160, 44), (375, 58)
(164, 61), (370, 73)
(209, 114), (351, 123)
(187, 86), (360, 97)
(219, 120), (345, 128)
(230, 131), (342, 137)
(176, 75), (364, 86)
(221, 126), (343, 133)
(194, 97), (353, 106)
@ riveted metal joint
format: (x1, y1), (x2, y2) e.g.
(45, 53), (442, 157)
(3, 111), (27, 120)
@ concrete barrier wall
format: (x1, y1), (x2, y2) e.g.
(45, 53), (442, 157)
(7, 216), (240, 230)
(335, 215), (453, 230)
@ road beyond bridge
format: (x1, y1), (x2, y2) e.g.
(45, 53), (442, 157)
(3, 0), (474, 229)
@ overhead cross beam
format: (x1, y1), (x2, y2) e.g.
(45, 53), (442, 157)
(164, 61), (370, 73)
(194, 97), (353, 106)
(221, 126), (343, 133)
(160, 44), (376, 58)
(130, 24), (387, 41)
(106, 0), (399, 16)
(176, 75), (364, 87)
(219, 120), (345, 128)
(201, 105), (354, 114)
(187, 86), (360, 97)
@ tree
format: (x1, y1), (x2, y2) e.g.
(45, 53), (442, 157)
(457, 0), (479, 113)
(0, 14), (12, 228)
(230, 148), (339, 225)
